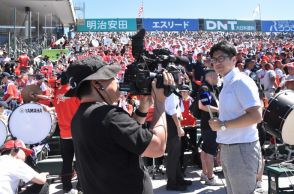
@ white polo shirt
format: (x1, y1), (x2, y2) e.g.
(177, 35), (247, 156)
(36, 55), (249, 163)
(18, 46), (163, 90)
(165, 93), (182, 117)
(217, 68), (261, 144)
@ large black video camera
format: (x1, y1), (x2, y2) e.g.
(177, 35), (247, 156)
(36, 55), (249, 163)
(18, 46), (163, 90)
(119, 29), (188, 95)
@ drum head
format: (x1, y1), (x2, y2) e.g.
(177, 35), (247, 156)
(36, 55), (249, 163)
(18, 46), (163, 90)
(0, 120), (7, 146)
(8, 104), (52, 145)
(282, 108), (294, 145)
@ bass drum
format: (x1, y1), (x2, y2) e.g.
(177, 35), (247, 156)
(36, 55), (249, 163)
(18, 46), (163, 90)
(263, 90), (294, 145)
(0, 120), (8, 147)
(8, 103), (56, 145)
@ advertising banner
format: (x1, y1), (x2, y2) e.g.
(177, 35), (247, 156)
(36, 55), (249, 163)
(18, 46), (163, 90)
(77, 19), (137, 32)
(262, 20), (294, 32)
(143, 19), (199, 31)
(204, 19), (256, 32)
(41, 49), (69, 61)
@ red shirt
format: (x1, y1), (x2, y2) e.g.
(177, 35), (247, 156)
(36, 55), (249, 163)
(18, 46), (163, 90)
(3, 82), (19, 101)
(53, 85), (80, 138)
(41, 65), (53, 78)
(38, 87), (53, 107)
(18, 54), (30, 68)
(181, 98), (196, 127)
(146, 106), (154, 122)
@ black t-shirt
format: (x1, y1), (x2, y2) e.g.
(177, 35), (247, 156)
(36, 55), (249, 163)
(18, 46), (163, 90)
(192, 61), (205, 81)
(198, 83), (220, 130)
(71, 102), (153, 194)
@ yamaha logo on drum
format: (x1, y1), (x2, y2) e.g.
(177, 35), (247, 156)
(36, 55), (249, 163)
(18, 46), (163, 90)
(19, 108), (43, 113)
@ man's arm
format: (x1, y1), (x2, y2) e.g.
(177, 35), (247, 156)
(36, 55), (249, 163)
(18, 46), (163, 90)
(198, 100), (219, 113)
(171, 113), (185, 137)
(132, 96), (151, 125)
(142, 100), (167, 158)
(142, 72), (173, 158)
(209, 106), (262, 131)
(31, 172), (49, 184)
(4, 96), (13, 103)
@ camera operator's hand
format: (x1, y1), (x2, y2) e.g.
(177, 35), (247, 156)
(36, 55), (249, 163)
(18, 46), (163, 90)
(152, 71), (175, 103)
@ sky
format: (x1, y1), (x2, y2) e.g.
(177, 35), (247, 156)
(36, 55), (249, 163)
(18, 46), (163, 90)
(73, 0), (294, 20)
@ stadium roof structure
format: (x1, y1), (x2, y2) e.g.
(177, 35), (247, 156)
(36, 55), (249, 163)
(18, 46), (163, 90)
(0, 0), (76, 27)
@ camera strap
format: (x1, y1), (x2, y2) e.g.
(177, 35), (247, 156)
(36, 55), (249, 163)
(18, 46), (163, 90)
(94, 87), (109, 105)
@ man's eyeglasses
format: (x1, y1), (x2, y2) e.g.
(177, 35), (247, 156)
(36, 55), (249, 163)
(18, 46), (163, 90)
(211, 55), (230, 64)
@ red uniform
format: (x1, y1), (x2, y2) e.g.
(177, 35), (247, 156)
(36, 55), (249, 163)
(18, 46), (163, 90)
(18, 54), (30, 68)
(3, 81), (19, 101)
(38, 87), (53, 107)
(52, 85), (80, 138)
(181, 98), (196, 127)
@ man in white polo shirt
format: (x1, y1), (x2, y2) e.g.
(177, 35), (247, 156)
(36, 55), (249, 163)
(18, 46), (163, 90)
(208, 41), (262, 194)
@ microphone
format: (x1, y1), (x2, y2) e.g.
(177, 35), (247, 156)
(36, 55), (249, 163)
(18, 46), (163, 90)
(200, 86), (213, 119)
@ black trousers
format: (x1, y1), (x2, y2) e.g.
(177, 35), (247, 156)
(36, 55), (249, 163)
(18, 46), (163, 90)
(166, 115), (184, 185)
(60, 138), (81, 191)
(180, 126), (197, 168)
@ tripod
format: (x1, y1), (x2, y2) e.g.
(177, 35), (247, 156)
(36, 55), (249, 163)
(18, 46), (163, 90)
(145, 156), (165, 179)
(269, 137), (285, 160)
(285, 145), (294, 160)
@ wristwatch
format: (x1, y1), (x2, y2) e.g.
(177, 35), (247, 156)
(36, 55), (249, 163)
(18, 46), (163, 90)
(220, 121), (227, 131)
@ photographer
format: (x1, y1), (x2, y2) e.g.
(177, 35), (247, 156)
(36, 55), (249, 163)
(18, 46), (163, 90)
(65, 56), (173, 194)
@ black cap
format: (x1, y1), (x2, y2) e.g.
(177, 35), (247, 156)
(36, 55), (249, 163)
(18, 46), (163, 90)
(65, 56), (121, 97)
(1, 72), (11, 78)
(179, 84), (190, 92)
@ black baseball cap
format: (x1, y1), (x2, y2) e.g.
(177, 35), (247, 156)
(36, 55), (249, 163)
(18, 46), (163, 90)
(1, 72), (11, 78)
(65, 56), (121, 97)
(179, 84), (190, 92)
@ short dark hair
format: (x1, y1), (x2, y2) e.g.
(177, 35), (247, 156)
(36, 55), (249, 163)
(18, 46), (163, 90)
(76, 80), (92, 99)
(210, 41), (237, 58)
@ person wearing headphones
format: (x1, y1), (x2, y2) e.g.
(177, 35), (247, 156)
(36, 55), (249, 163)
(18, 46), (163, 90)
(65, 56), (173, 194)
(0, 139), (49, 194)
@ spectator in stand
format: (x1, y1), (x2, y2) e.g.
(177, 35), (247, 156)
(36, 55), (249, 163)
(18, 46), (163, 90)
(17, 52), (30, 73)
(244, 59), (255, 76)
(0, 139), (49, 194)
(32, 74), (53, 106)
(1, 72), (19, 110)
(236, 62), (245, 72)
(263, 63), (278, 99)
(274, 60), (285, 85)
(26, 74), (36, 86)
(192, 53), (205, 94)
(0, 101), (11, 122)
(280, 63), (294, 90)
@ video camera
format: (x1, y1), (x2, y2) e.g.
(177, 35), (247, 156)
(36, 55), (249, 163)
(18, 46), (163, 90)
(119, 29), (188, 95)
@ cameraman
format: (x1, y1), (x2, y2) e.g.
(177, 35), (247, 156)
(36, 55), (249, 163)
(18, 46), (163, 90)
(65, 56), (173, 194)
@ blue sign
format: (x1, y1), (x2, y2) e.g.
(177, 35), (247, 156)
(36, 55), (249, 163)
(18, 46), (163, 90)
(143, 19), (199, 31)
(77, 19), (137, 32)
(262, 20), (294, 32)
(205, 20), (256, 32)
